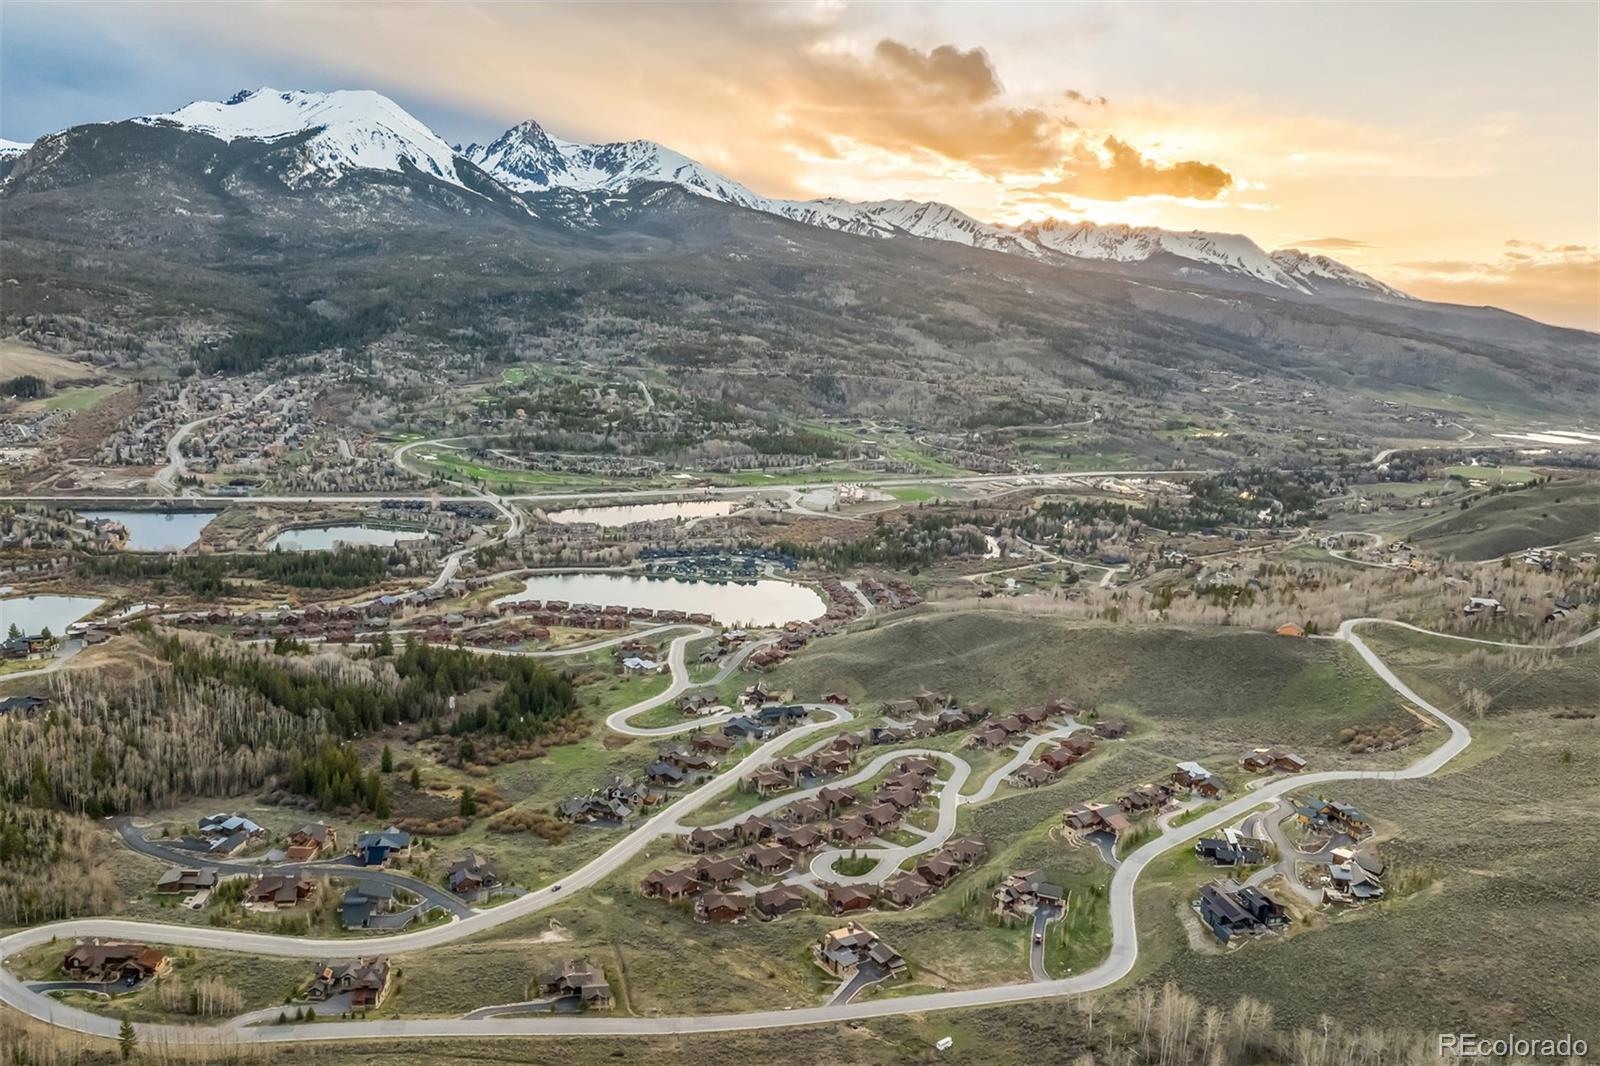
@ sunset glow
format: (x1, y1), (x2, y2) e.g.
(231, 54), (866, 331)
(4, 0), (1595, 327)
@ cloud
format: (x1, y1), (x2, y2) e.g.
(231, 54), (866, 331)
(778, 40), (1071, 175)
(1391, 243), (1600, 331)
(1027, 135), (1233, 202)
(1292, 236), (1375, 250)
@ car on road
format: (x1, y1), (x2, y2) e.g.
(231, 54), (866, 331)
(1034, 932), (1044, 945)
(551, 884), (561, 892)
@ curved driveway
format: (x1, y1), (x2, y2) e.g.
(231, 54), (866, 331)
(0, 618), (1566, 1044)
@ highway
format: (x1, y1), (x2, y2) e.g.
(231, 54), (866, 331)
(0, 618), (1568, 1046)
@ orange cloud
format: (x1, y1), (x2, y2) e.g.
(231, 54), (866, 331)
(1027, 135), (1233, 202)
(1391, 243), (1600, 331)
(778, 40), (1071, 175)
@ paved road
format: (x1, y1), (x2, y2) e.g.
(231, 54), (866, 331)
(111, 819), (473, 919)
(604, 630), (777, 738)
(0, 618), (1569, 1045)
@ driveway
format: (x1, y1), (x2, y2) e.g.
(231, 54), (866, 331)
(1029, 905), (1061, 981)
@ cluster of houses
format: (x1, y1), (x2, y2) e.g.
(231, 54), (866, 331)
(1, 631), (57, 662)
(62, 942), (173, 986)
(558, 774), (669, 824)
(814, 922), (907, 982)
(869, 692), (990, 746)
(1197, 879), (1289, 945)
(1009, 733), (1097, 788)
(857, 576), (921, 611)
(640, 758), (984, 922)
(967, 699), (1083, 752)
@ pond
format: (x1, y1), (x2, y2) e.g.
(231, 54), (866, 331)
(545, 500), (737, 527)
(266, 525), (436, 552)
(78, 510), (217, 552)
(493, 572), (826, 627)
(1, 594), (105, 635)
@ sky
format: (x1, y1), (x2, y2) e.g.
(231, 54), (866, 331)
(3, 1), (1597, 330)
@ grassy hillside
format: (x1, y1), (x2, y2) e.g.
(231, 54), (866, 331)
(768, 611), (1411, 755)
(1404, 477), (1600, 560)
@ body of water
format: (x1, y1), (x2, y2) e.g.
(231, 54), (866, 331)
(1, 594), (105, 635)
(79, 510), (217, 552)
(493, 572), (825, 626)
(545, 500), (737, 527)
(266, 525), (436, 552)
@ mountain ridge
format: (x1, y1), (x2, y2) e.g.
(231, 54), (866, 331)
(3, 86), (1410, 306)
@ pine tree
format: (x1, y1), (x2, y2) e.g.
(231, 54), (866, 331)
(119, 1013), (137, 1060)
(381, 745), (394, 773)
(459, 787), (477, 817)
(409, 766), (422, 789)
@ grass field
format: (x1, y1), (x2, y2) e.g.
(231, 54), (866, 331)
(43, 384), (122, 411)
(1404, 476), (1600, 559)
(767, 612), (1415, 760)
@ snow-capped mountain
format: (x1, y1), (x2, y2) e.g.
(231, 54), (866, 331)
(134, 88), (471, 189)
(0, 138), (31, 160)
(1268, 249), (1409, 300)
(12, 86), (1411, 302)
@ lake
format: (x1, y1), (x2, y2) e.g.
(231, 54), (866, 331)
(545, 500), (737, 527)
(266, 525), (437, 551)
(1, 594), (105, 635)
(79, 510), (217, 552)
(493, 572), (826, 626)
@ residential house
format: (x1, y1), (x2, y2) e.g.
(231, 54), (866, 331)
(692, 855), (742, 888)
(880, 872), (932, 908)
(1012, 762), (1058, 788)
(1240, 748), (1308, 774)
(307, 957), (391, 1009)
(734, 816), (777, 844)
(816, 786), (858, 812)
(340, 882), (396, 929)
(1120, 783), (1172, 814)
(914, 854), (961, 888)
(154, 868), (218, 895)
(448, 853), (500, 898)
(685, 825), (737, 853)
(754, 884), (810, 921)
(537, 959), (613, 1008)
(1194, 834), (1266, 867)
(1093, 718), (1130, 739)
(1061, 735), (1097, 757)
(285, 823), (336, 862)
(697, 889), (751, 923)
(1462, 596), (1506, 616)
(993, 870), (1066, 918)
(743, 845), (797, 877)
(645, 760), (689, 788)
(1292, 798), (1373, 838)
(776, 824), (825, 852)
(1171, 762), (1226, 798)
(1197, 879), (1288, 944)
(945, 837), (987, 865)
(824, 883), (876, 915)
(814, 922), (906, 980)
(1063, 801), (1132, 838)
(693, 732), (737, 755)
(62, 943), (172, 984)
(353, 828), (412, 867)
(245, 872), (316, 909)
(640, 868), (701, 901)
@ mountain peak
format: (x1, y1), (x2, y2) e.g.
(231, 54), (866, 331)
(134, 87), (465, 187)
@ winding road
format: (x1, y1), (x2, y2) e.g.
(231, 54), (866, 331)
(1, 617), (1579, 1046)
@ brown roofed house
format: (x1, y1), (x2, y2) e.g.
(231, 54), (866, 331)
(824, 882), (876, 914)
(697, 890), (751, 923)
(880, 872), (932, 908)
(640, 868), (702, 901)
(754, 884), (810, 921)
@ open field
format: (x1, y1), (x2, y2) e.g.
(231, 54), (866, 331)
(1402, 476), (1600, 560)
(767, 612), (1416, 759)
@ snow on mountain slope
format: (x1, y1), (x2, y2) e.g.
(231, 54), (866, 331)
(64, 87), (1408, 300)
(136, 88), (468, 188)
(1269, 249), (1411, 300)
(0, 139), (32, 160)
